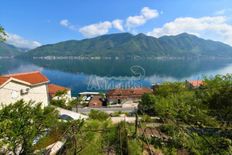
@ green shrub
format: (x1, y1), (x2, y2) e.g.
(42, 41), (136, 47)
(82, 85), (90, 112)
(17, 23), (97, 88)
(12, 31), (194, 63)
(128, 139), (142, 155)
(159, 124), (178, 136)
(141, 114), (152, 122)
(50, 99), (72, 110)
(89, 110), (109, 121)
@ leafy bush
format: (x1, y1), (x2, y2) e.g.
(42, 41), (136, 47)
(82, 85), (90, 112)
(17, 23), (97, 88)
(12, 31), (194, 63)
(111, 111), (129, 117)
(159, 124), (178, 136)
(88, 110), (109, 121)
(128, 139), (142, 155)
(50, 99), (72, 110)
(141, 114), (152, 122)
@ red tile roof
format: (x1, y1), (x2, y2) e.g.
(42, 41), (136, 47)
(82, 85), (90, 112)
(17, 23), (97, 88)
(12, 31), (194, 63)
(48, 84), (70, 97)
(0, 71), (49, 86)
(187, 80), (204, 87)
(0, 77), (9, 85)
(107, 87), (152, 99)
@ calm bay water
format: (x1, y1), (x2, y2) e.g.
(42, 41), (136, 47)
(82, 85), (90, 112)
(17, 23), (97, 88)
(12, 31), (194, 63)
(1, 58), (232, 96)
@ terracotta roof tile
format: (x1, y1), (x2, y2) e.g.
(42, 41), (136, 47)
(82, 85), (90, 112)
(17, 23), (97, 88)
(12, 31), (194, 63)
(0, 77), (9, 85)
(0, 71), (49, 85)
(48, 84), (70, 97)
(107, 87), (152, 99)
(187, 80), (204, 87)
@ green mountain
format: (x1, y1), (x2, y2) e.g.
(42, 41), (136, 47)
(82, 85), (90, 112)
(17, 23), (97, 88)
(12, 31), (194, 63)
(20, 33), (232, 58)
(0, 42), (24, 57)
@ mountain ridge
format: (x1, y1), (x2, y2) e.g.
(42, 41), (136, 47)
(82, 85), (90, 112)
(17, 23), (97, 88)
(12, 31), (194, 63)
(0, 42), (26, 57)
(18, 33), (232, 59)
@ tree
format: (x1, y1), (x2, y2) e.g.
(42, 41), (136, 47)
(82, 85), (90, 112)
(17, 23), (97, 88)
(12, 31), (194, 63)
(0, 100), (59, 154)
(196, 74), (232, 125)
(139, 93), (156, 115)
(154, 82), (187, 97)
(154, 91), (217, 126)
(55, 90), (68, 97)
(68, 97), (81, 112)
(138, 79), (231, 154)
(139, 82), (217, 126)
(50, 98), (67, 109)
(0, 25), (7, 41)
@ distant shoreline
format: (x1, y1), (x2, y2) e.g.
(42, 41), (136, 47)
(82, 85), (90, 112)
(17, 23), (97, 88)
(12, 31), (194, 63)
(0, 56), (14, 59)
(3, 55), (232, 60)
(30, 56), (232, 60)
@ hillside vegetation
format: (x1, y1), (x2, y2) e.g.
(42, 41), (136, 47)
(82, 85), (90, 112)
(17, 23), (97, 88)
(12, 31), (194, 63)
(20, 33), (232, 58)
(0, 42), (23, 57)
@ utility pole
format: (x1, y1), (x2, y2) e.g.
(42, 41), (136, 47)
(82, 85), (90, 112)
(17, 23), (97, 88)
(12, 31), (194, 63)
(76, 103), (78, 113)
(135, 110), (138, 138)
(76, 97), (80, 113)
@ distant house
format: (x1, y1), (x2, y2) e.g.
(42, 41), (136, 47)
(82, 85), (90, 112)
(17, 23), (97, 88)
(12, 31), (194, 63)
(186, 80), (204, 89)
(48, 84), (71, 102)
(78, 92), (101, 105)
(88, 95), (103, 108)
(0, 71), (49, 107)
(106, 87), (152, 104)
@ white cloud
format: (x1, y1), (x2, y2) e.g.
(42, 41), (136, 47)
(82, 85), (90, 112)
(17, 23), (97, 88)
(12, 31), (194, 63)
(6, 33), (42, 49)
(79, 20), (124, 37)
(126, 16), (146, 28)
(79, 21), (112, 37)
(112, 19), (124, 31)
(147, 16), (232, 45)
(141, 7), (159, 19)
(62, 7), (159, 37)
(126, 7), (159, 28)
(78, 7), (159, 37)
(59, 19), (78, 31)
(60, 19), (70, 27)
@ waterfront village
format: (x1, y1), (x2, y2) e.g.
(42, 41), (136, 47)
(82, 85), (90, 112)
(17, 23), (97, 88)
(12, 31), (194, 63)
(1, 71), (231, 155)
(0, 71), (203, 116)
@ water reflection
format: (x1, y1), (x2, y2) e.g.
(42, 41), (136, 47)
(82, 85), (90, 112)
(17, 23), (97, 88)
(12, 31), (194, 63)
(0, 58), (232, 95)
(30, 59), (232, 77)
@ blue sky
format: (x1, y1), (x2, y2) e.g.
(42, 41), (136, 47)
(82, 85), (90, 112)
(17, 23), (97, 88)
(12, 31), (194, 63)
(1, 0), (232, 48)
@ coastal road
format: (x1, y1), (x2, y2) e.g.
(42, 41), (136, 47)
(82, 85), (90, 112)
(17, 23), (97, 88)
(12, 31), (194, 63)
(72, 107), (137, 114)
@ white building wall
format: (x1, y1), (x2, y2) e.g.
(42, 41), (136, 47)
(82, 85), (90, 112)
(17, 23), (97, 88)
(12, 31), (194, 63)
(67, 90), (71, 99)
(0, 81), (49, 107)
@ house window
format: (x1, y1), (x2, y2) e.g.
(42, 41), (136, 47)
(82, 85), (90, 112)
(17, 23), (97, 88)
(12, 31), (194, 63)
(20, 88), (30, 95)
